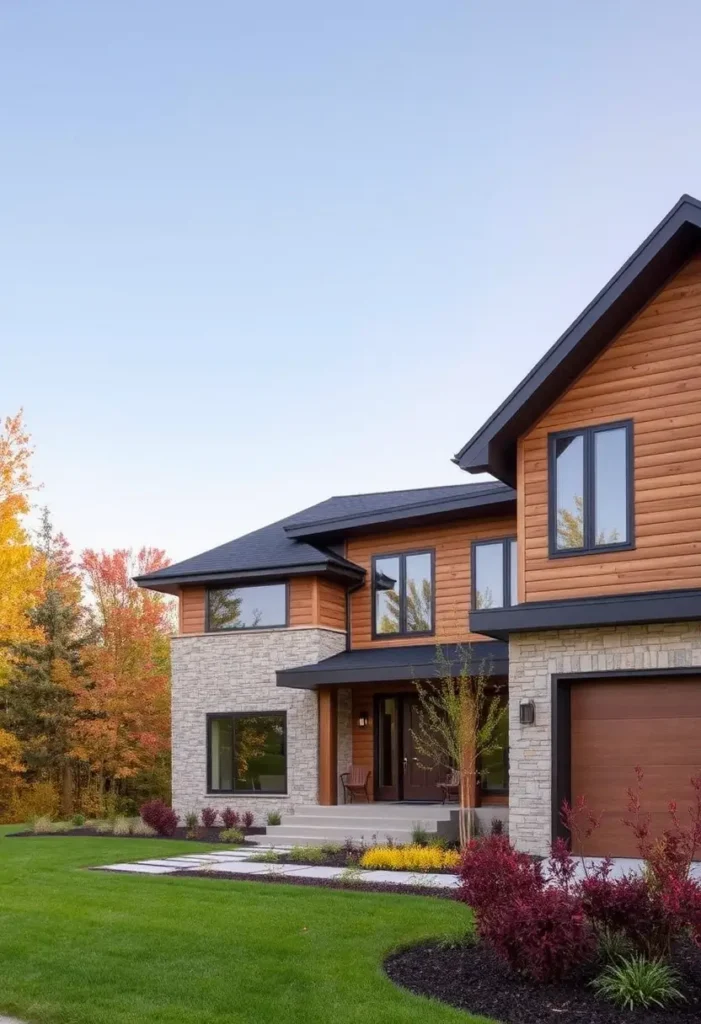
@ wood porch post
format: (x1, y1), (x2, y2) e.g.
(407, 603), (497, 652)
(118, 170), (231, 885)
(318, 687), (338, 805)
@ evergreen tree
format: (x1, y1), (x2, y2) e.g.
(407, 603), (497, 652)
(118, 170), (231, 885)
(1, 509), (92, 815)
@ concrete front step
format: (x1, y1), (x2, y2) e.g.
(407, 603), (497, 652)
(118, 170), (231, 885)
(281, 814), (452, 830)
(263, 824), (430, 844)
(292, 804), (455, 820)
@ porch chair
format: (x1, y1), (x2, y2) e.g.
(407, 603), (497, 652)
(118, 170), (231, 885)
(437, 768), (460, 805)
(340, 766), (371, 804)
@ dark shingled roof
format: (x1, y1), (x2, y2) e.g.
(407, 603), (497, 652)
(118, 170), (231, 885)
(135, 480), (514, 590)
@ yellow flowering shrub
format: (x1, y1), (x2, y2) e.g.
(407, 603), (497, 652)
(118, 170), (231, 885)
(359, 844), (460, 872)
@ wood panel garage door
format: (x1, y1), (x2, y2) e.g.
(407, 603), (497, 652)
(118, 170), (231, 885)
(570, 677), (701, 857)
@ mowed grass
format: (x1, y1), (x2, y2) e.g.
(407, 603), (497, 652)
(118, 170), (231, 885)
(0, 826), (480, 1024)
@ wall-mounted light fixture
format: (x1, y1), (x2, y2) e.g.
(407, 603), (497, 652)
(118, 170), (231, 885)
(519, 699), (536, 726)
(358, 712), (369, 728)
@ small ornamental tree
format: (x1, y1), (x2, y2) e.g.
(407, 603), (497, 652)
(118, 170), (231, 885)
(411, 644), (506, 847)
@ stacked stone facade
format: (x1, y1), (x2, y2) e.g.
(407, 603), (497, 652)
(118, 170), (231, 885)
(171, 627), (346, 821)
(508, 621), (701, 856)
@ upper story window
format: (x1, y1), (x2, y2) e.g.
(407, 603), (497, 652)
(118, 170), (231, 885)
(372, 549), (434, 637)
(549, 420), (634, 556)
(207, 583), (288, 631)
(472, 538), (518, 609)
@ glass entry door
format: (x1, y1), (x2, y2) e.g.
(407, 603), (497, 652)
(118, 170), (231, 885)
(374, 693), (443, 801)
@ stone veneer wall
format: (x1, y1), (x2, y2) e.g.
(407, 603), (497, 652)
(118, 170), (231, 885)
(171, 627), (346, 821)
(336, 687), (353, 803)
(508, 621), (701, 856)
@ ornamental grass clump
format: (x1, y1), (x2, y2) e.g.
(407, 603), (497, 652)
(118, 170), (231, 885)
(360, 844), (460, 872)
(219, 827), (244, 845)
(592, 955), (685, 1011)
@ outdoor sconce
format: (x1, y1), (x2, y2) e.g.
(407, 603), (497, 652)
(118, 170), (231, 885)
(358, 712), (369, 728)
(519, 699), (536, 726)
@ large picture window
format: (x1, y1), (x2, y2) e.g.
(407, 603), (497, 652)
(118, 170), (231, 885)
(208, 712), (287, 794)
(549, 420), (633, 556)
(207, 583), (287, 631)
(372, 549), (434, 637)
(472, 538), (518, 609)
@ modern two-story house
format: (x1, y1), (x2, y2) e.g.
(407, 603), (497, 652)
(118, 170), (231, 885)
(137, 194), (701, 858)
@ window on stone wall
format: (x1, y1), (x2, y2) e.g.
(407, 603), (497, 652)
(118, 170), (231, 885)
(208, 712), (287, 794)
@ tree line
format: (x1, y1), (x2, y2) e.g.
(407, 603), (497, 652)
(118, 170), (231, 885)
(0, 412), (173, 822)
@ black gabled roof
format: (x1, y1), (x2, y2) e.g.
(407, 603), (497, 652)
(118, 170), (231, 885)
(135, 481), (515, 593)
(454, 194), (701, 485)
(276, 641), (508, 689)
(283, 480), (514, 539)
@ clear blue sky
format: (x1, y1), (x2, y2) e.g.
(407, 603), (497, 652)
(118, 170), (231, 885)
(3, 1), (701, 564)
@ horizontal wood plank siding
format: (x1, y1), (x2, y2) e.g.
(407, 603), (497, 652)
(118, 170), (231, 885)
(288, 577), (315, 627)
(180, 586), (206, 634)
(520, 252), (701, 601)
(346, 516), (516, 648)
(317, 578), (346, 631)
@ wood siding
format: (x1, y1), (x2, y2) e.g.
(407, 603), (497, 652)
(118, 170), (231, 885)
(570, 677), (701, 857)
(346, 517), (516, 648)
(519, 252), (701, 601)
(177, 577), (346, 634)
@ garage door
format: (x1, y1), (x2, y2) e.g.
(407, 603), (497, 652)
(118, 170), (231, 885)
(570, 677), (701, 857)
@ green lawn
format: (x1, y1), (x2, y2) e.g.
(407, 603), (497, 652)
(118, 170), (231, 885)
(0, 826), (484, 1024)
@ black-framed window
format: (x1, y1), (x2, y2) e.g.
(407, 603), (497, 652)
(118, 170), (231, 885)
(479, 702), (509, 794)
(472, 538), (518, 609)
(549, 420), (634, 556)
(372, 549), (434, 637)
(207, 583), (288, 631)
(208, 712), (287, 794)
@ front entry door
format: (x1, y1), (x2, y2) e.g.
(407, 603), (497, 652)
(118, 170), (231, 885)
(374, 693), (444, 801)
(401, 695), (444, 800)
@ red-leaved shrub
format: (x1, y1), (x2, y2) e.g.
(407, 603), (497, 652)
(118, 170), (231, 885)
(201, 807), (218, 828)
(140, 800), (179, 837)
(221, 807), (239, 829)
(458, 835), (594, 982)
(242, 810), (254, 830)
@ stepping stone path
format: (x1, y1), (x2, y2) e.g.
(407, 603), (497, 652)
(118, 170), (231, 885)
(97, 846), (460, 888)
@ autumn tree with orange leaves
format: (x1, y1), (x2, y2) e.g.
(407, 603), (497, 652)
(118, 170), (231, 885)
(72, 548), (174, 809)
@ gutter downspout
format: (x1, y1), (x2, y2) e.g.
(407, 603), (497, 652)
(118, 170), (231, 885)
(345, 578), (365, 651)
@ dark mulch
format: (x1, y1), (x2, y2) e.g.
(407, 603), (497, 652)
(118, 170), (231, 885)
(264, 849), (456, 873)
(171, 868), (456, 899)
(6, 826), (265, 841)
(384, 939), (701, 1023)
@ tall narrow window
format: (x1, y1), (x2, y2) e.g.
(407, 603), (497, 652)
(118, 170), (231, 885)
(549, 421), (633, 556)
(472, 538), (517, 609)
(208, 712), (286, 794)
(372, 549), (434, 638)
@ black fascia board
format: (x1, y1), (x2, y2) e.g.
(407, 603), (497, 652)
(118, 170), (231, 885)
(283, 488), (516, 540)
(276, 641), (509, 690)
(453, 195), (701, 484)
(134, 560), (365, 595)
(469, 587), (701, 641)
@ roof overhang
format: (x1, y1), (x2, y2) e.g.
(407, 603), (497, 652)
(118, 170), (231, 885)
(283, 488), (516, 541)
(454, 194), (701, 485)
(276, 641), (508, 690)
(469, 588), (701, 641)
(134, 560), (365, 596)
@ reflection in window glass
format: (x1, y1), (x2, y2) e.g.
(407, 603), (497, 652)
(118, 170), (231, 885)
(595, 427), (628, 545)
(555, 434), (585, 549)
(480, 708), (508, 793)
(474, 543), (504, 609)
(208, 584), (286, 630)
(209, 717), (233, 791)
(510, 540), (518, 606)
(209, 713), (286, 793)
(374, 556), (400, 634)
(405, 552), (433, 632)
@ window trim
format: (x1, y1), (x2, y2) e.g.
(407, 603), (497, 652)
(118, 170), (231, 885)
(371, 548), (436, 640)
(206, 710), (288, 796)
(547, 419), (635, 558)
(205, 582), (290, 632)
(471, 537), (518, 611)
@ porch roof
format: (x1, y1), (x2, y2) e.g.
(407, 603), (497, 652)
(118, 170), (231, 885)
(276, 641), (508, 690)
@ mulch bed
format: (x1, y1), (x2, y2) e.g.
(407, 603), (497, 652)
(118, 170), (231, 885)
(171, 868), (456, 898)
(384, 939), (701, 1023)
(6, 826), (265, 841)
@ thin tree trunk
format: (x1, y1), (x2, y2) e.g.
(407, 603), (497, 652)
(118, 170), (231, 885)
(60, 762), (73, 817)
